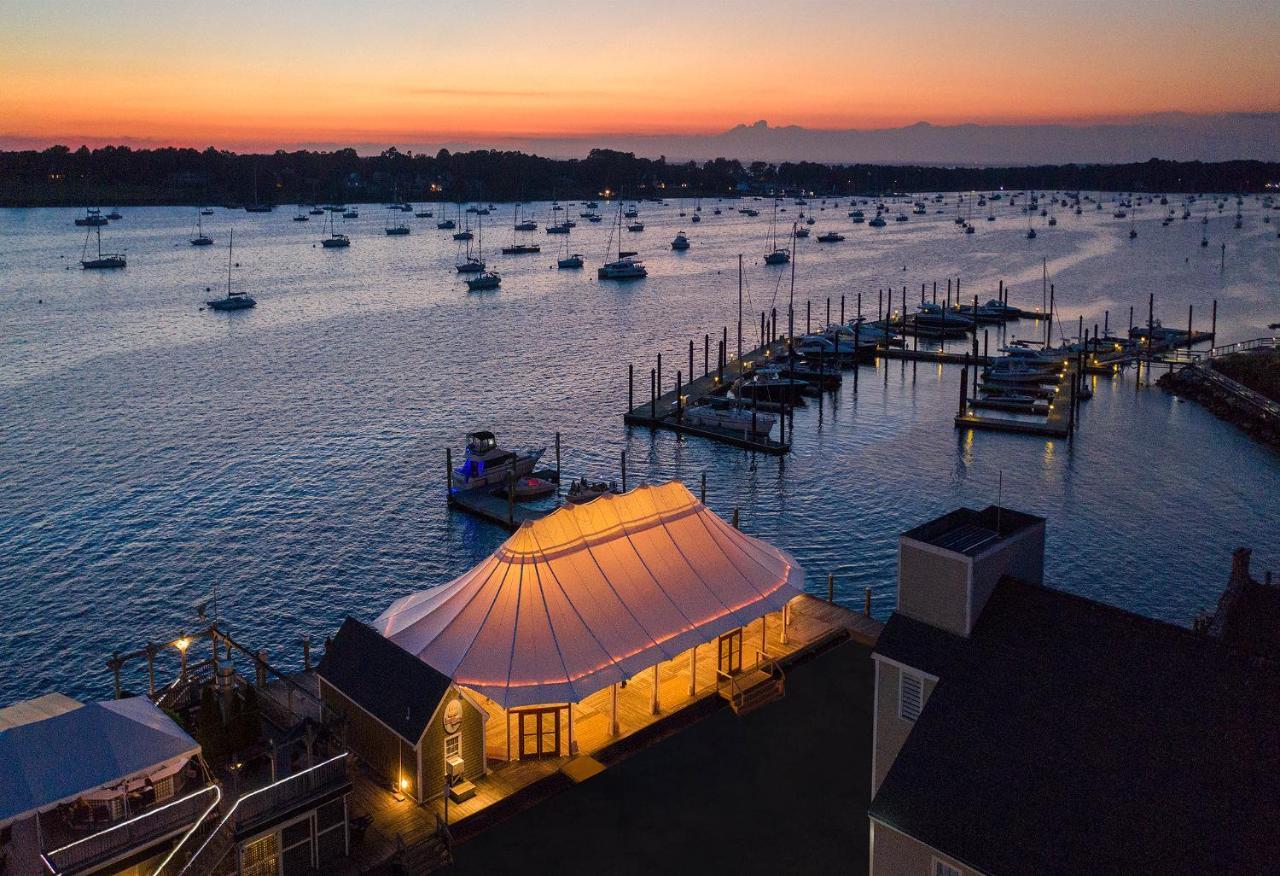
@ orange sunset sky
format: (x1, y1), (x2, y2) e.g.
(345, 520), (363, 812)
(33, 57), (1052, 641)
(2, 0), (1278, 150)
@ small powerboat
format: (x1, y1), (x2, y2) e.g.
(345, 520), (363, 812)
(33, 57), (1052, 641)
(565, 478), (621, 504)
(454, 432), (543, 490)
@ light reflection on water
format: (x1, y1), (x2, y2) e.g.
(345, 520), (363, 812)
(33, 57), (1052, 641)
(0, 196), (1277, 701)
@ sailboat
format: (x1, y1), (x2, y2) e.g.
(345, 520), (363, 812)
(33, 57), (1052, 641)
(546, 203), (571, 234)
(293, 205), (310, 222)
(456, 213), (486, 272)
(513, 203), (537, 231)
(190, 215), (213, 246)
(80, 224), (126, 269)
(503, 205), (541, 253)
(385, 202), (410, 235)
(598, 204), (647, 279)
(74, 208), (108, 227)
(321, 210), (351, 248)
(206, 229), (257, 311)
(557, 234), (584, 269)
(453, 205), (473, 241)
(244, 167), (273, 212)
(764, 198), (790, 264)
(464, 216), (501, 290)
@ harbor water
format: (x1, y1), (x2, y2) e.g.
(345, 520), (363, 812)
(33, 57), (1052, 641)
(1, 195), (1277, 702)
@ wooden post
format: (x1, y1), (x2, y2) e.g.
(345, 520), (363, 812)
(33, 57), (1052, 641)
(826, 296), (831, 327)
(688, 340), (694, 385)
(760, 311), (766, 348)
(657, 352), (662, 396)
(958, 357), (969, 415)
(932, 281), (937, 304)
(555, 431), (561, 489)
(840, 294), (845, 324)
(675, 371), (683, 421)
(1210, 299), (1218, 344)
(877, 290), (884, 348)
(983, 329), (989, 361)
(628, 363), (633, 412)
(689, 646), (697, 697)
(827, 572), (835, 604)
(611, 683), (619, 736)
(700, 471), (707, 504)
(651, 664), (660, 715)
(732, 508), (740, 529)
(650, 368), (656, 420)
(717, 340), (724, 382)
(806, 299), (811, 335)
(781, 603), (789, 646)
(704, 334), (709, 375)
(1147, 292), (1155, 367)
(621, 450), (627, 492)
(858, 292), (862, 321)
(505, 710), (511, 762)
(445, 447), (453, 497)
(1187, 305), (1193, 351)
(760, 614), (767, 655)
(865, 587), (873, 617)
(507, 471), (515, 528)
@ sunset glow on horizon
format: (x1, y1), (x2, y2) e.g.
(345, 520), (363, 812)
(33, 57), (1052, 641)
(3, 0), (1278, 151)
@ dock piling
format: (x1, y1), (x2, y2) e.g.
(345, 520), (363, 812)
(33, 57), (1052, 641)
(628, 363), (633, 413)
(864, 587), (873, 618)
(700, 471), (707, 504)
(621, 450), (627, 492)
(1211, 299), (1218, 344)
(650, 368), (656, 420)
(958, 357), (969, 415)
(555, 432), (561, 491)
(675, 371), (683, 421)
(827, 572), (834, 604)
(688, 341), (694, 385)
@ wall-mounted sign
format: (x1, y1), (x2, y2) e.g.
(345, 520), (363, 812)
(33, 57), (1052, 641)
(443, 698), (463, 734)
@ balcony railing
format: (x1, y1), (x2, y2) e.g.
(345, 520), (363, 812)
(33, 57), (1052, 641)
(42, 785), (220, 875)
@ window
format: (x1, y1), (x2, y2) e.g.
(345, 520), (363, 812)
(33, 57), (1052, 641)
(445, 733), (461, 760)
(899, 671), (923, 722)
(933, 858), (962, 876)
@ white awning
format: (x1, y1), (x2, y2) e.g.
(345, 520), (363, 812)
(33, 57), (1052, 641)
(376, 482), (804, 708)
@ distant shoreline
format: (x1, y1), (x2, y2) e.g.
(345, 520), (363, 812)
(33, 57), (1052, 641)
(1, 146), (1276, 208)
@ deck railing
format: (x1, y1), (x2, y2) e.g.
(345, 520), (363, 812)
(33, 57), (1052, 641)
(174, 753), (349, 876)
(42, 785), (219, 875)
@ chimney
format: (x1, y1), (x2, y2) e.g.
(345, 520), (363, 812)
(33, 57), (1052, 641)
(1230, 547), (1252, 587)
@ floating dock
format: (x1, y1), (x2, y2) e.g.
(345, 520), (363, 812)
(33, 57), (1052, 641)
(448, 469), (560, 530)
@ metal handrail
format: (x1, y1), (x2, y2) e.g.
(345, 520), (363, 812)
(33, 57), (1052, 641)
(175, 753), (348, 876)
(41, 785), (219, 875)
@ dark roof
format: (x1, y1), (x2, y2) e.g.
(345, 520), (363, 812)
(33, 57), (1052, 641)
(870, 578), (1280, 875)
(1219, 581), (1280, 659)
(900, 505), (1043, 557)
(318, 617), (452, 744)
(873, 612), (966, 679)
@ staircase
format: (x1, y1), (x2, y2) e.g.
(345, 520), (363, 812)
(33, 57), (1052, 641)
(718, 654), (786, 716)
(394, 819), (453, 875)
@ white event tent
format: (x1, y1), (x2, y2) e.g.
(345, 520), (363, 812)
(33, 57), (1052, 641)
(376, 482), (805, 708)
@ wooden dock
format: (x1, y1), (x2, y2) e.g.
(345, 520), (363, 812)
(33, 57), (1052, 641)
(448, 469), (560, 531)
(624, 339), (794, 453)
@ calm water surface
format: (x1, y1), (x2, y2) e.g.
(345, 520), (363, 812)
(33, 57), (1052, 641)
(2, 195), (1277, 701)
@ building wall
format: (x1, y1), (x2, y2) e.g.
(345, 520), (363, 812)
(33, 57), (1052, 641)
(898, 542), (970, 637)
(871, 819), (979, 876)
(873, 659), (936, 795)
(319, 680), (414, 797)
(418, 689), (486, 802)
(970, 522), (1045, 624)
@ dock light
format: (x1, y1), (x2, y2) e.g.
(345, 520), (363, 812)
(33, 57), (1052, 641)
(175, 637), (190, 653)
(399, 776), (410, 791)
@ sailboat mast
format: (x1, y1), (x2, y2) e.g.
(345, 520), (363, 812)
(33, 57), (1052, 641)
(227, 228), (234, 297)
(737, 254), (743, 361)
(788, 222), (797, 349)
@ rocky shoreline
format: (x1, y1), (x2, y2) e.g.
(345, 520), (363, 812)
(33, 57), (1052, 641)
(1159, 361), (1280, 451)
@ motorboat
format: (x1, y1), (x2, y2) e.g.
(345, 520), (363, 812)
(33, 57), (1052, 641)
(671, 231), (690, 250)
(456, 256), (485, 273)
(557, 253), (584, 269)
(416, 208), (435, 218)
(914, 302), (974, 329)
(502, 242), (541, 254)
(437, 217), (456, 229)
(506, 476), (557, 500)
(453, 229), (474, 241)
(453, 432), (543, 490)
(684, 397), (777, 437)
(868, 214), (887, 227)
(955, 300), (1015, 323)
(983, 358), (1059, 385)
(598, 256), (647, 280)
(849, 210), (865, 221)
(735, 366), (807, 404)
(816, 231), (845, 242)
(74, 208), (108, 227)
(626, 222), (644, 232)
(565, 478), (621, 504)
(794, 226), (810, 238)
(764, 248), (790, 265)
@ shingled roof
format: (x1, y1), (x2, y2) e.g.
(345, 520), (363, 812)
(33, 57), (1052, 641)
(318, 616), (452, 744)
(870, 578), (1280, 875)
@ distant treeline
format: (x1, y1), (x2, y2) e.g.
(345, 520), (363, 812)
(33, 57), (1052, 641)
(1, 144), (1276, 207)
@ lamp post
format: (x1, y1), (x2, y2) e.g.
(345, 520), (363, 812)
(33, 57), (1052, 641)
(174, 636), (191, 681)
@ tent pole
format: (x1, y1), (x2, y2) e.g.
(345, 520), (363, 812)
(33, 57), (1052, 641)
(781, 604), (790, 646)
(505, 709), (510, 763)
(567, 704), (574, 756)
(761, 614), (767, 656)
(688, 645), (696, 697)
(650, 665), (659, 715)
(611, 684), (619, 736)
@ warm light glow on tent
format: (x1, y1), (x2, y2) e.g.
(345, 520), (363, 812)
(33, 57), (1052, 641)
(376, 482), (805, 708)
